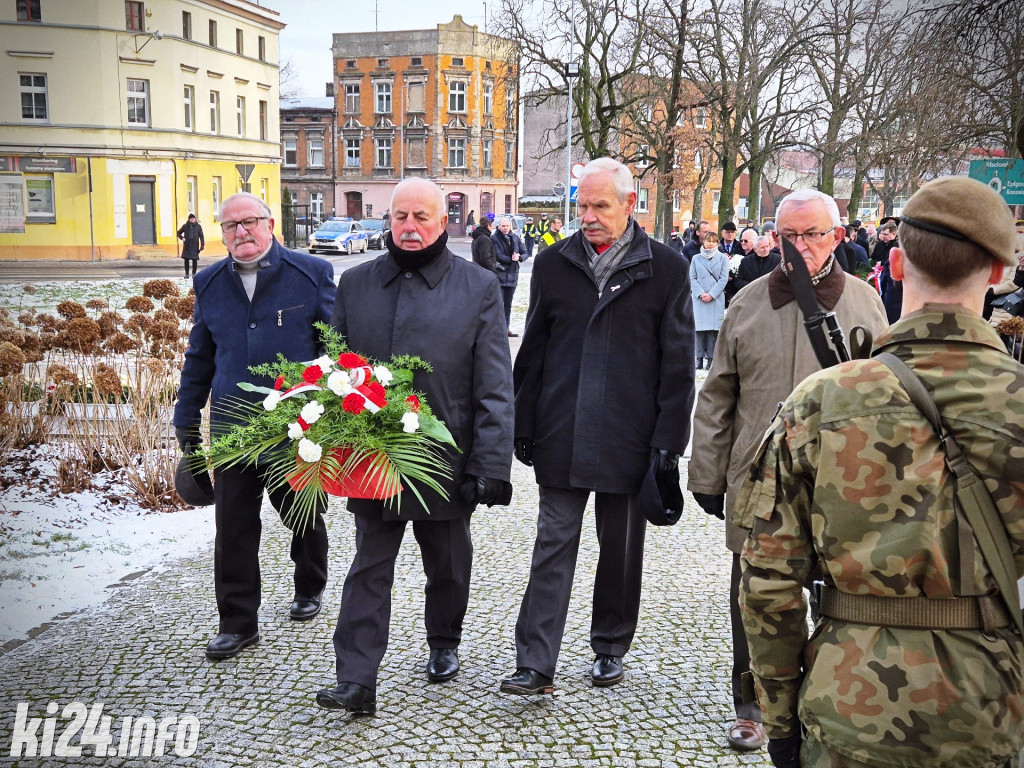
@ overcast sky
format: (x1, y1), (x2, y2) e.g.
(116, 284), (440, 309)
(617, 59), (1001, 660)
(272, 1), (491, 97)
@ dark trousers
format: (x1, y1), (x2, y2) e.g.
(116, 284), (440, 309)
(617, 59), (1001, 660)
(212, 465), (329, 635)
(514, 486), (647, 679)
(184, 257), (198, 277)
(332, 514), (473, 689)
(731, 553), (761, 721)
(500, 285), (516, 327)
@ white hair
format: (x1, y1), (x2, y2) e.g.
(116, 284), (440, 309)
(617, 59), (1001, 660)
(578, 157), (634, 202)
(776, 188), (842, 228)
(221, 191), (272, 219)
(740, 228), (759, 240)
(755, 235), (772, 249)
(496, 216), (512, 227)
(391, 177), (445, 214)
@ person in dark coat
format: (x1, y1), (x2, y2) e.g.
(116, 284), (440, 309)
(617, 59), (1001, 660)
(844, 225), (870, 271)
(491, 216), (529, 337)
(667, 229), (687, 257)
(734, 235), (780, 291)
(317, 178), (514, 716)
(176, 213), (205, 278)
(500, 157), (695, 696)
(173, 192), (333, 661)
(471, 215), (498, 272)
(682, 219), (711, 262)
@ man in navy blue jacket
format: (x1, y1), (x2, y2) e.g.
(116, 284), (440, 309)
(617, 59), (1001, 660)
(174, 192), (334, 661)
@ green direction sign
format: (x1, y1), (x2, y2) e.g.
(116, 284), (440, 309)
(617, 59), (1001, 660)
(969, 158), (1024, 205)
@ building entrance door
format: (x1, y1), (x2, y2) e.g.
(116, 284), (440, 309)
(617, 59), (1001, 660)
(345, 191), (362, 219)
(445, 192), (464, 238)
(129, 177), (156, 244)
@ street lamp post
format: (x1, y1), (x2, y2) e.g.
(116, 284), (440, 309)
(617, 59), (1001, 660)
(564, 0), (578, 226)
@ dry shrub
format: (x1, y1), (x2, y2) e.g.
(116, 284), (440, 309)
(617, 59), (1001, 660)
(104, 332), (139, 354)
(0, 307), (8, 323)
(36, 313), (63, 332)
(167, 295), (195, 321)
(22, 284), (38, 295)
(39, 331), (59, 352)
(0, 363), (53, 458)
(92, 363), (124, 400)
(85, 298), (108, 311)
(0, 326), (25, 346)
(97, 310), (121, 338)
(18, 310), (36, 326)
(47, 363), (80, 387)
(56, 300), (87, 320)
(143, 279), (180, 300)
(125, 295), (155, 313)
(125, 313), (152, 334)
(147, 320), (180, 344)
(58, 317), (102, 353)
(20, 331), (45, 363)
(152, 308), (179, 326)
(0, 342), (26, 377)
(996, 316), (1024, 362)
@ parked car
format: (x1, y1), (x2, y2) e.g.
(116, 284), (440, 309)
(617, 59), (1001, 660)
(359, 218), (389, 250)
(308, 218), (369, 254)
(563, 217), (581, 238)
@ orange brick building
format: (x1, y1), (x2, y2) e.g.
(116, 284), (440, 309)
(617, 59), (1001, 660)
(332, 15), (518, 237)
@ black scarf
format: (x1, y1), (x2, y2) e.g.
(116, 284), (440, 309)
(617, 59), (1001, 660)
(386, 230), (449, 270)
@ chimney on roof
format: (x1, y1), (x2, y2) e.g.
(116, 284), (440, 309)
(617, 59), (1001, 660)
(325, 82), (334, 97)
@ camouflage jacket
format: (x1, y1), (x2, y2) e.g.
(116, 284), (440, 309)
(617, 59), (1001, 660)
(737, 304), (1024, 768)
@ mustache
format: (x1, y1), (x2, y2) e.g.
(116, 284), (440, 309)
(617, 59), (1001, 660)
(581, 223), (607, 232)
(399, 232), (423, 243)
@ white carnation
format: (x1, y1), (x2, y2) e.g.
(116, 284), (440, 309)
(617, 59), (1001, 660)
(401, 411), (420, 433)
(297, 438), (322, 463)
(287, 422), (304, 440)
(373, 365), (393, 386)
(313, 355), (335, 372)
(262, 391), (281, 411)
(299, 400), (325, 425)
(327, 370), (352, 396)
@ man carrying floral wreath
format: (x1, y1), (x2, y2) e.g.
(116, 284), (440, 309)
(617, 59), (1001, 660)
(173, 192), (334, 661)
(316, 177), (514, 716)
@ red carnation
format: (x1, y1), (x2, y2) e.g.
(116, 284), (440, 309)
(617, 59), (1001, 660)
(302, 365), (323, 384)
(274, 375), (286, 391)
(368, 381), (386, 399)
(297, 416), (310, 431)
(338, 352), (368, 368)
(342, 393), (366, 414)
(405, 395), (420, 412)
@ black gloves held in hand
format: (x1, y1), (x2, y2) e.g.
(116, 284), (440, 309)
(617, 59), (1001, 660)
(766, 734), (802, 768)
(514, 437), (534, 466)
(174, 424), (215, 506)
(649, 447), (680, 479)
(459, 475), (513, 507)
(175, 425), (202, 453)
(692, 491), (725, 520)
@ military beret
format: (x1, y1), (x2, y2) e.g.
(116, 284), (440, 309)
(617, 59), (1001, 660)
(900, 176), (1016, 266)
(721, 221), (737, 231)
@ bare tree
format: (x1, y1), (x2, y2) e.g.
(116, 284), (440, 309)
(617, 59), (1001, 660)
(279, 58), (301, 101)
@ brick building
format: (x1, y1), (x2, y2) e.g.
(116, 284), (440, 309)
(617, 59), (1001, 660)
(280, 97), (337, 222)
(331, 15), (518, 237)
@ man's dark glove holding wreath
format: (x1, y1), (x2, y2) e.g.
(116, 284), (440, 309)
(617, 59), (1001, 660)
(459, 475), (513, 507)
(174, 425), (215, 506)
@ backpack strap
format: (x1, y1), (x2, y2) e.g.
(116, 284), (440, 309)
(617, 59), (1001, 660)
(875, 352), (1023, 637)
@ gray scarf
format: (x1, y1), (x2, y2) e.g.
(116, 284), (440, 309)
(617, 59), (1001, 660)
(582, 219), (636, 293)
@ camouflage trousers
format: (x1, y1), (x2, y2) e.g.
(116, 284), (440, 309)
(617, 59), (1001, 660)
(802, 735), (1022, 768)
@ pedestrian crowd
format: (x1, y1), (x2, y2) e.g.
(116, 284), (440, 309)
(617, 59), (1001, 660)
(174, 160), (1024, 768)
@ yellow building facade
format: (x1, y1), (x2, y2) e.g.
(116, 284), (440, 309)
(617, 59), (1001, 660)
(0, 0), (284, 261)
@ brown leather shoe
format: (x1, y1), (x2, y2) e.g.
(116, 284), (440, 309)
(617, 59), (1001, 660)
(726, 718), (765, 751)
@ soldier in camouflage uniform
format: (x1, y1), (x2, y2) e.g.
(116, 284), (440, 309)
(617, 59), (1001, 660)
(737, 176), (1024, 768)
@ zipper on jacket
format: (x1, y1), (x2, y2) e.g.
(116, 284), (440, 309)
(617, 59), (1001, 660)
(277, 304), (303, 326)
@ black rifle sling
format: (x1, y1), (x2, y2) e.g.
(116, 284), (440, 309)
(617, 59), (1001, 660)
(780, 236), (844, 368)
(875, 351), (1024, 637)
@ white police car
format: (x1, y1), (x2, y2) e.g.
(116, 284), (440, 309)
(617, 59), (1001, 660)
(308, 218), (369, 255)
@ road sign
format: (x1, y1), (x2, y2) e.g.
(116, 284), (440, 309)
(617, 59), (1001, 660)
(968, 158), (1024, 205)
(553, 182), (566, 197)
(570, 186), (578, 202)
(570, 163), (585, 180)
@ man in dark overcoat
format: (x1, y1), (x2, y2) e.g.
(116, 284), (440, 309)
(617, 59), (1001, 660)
(176, 213), (205, 278)
(174, 192), (334, 661)
(491, 216), (529, 336)
(500, 157), (695, 695)
(317, 178), (514, 716)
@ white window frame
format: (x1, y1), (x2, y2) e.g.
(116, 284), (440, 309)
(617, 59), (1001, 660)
(637, 144), (650, 167)
(448, 137), (466, 168)
(259, 177), (267, 202)
(482, 138), (492, 170)
(636, 182), (649, 213)
(183, 84), (195, 130)
(258, 99), (267, 140)
(672, 190), (681, 212)
(308, 135), (324, 167)
(344, 84), (360, 114)
(211, 176), (222, 220)
(126, 78), (149, 126)
(345, 138), (360, 168)
(283, 137), (297, 166)
(310, 192), (324, 220)
(483, 82), (493, 114)
(186, 175), (197, 214)
(236, 95), (245, 137)
(19, 72), (47, 122)
(449, 81), (466, 113)
(375, 137), (392, 168)
(505, 139), (514, 171)
(695, 107), (707, 129)
(375, 81), (391, 114)
(209, 90), (220, 133)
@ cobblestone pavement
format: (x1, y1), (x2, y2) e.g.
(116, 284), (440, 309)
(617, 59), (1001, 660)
(0, 458), (773, 767)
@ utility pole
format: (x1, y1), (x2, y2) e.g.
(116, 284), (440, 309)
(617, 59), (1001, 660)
(565, 0), (578, 225)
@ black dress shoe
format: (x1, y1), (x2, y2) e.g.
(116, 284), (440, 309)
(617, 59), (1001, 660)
(289, 590), (323, 621)
(315, 683), (376, 715)
(499, 667), (554, 695)
(426, 648), (459, 682)
(591, 654), (624, 687)
(205, 632), (259, 660)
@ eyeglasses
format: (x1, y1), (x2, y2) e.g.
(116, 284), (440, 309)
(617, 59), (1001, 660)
(779, 226), (835, 244)
(220, 216), (267, 234)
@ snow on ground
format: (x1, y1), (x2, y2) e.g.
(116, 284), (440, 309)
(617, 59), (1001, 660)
(0, 444), (214, 646)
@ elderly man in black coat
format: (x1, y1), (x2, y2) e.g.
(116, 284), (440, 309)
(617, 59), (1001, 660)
(500, 157), (696, 695)
(317, 178), (515, 716)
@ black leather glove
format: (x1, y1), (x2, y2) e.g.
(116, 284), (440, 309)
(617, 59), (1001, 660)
(650, 447), (680, 478)
(766, 734), (802, 768)
(459, 475), (512, 507)
(692, 491), (725, 520)
(175, 425), (202, 453)
(514, 437), (534, 466)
